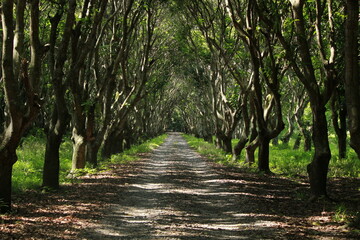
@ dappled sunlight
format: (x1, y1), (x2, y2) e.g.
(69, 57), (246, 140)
(86, 133), (286, 239)
(4, 133), (356, 239)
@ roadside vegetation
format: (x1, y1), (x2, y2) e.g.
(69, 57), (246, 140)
(183, 134), (360, 178)
(183, 133), (360, 230)
(13, 133), (167, 193)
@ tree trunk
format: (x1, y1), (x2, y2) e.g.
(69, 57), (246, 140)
(337, 127), (347, 159)
(307, 105), (331, 199)
(293, 133), (302, 150)
(42, 0), (75, 188)
(232, 137), (248, 161)
(203, 134), (213, 143)
(295, 114), (312, 151)
(344, 0), (360, 158)
(215, 134), (223, 149)
(71, 128), (86, 170)
(42, 106), (69, 189)
(0, 151), (15, 213)
(43, 135), (61, 189)
(245, 139), (259, 166)
(258, 136), (271, 173)
(281, 116), (294, 144)
(222, 135), (232, 154)
(331, 89), (347, 159)
(101, 137), (113, 160)
(124, 137), (131, 150)
(303, 130), (312, 152)
(86, 141), (99, 168)
(85, 105), (97, 168)
(0, 0), (41, 213)
(102, 130), (121, 159)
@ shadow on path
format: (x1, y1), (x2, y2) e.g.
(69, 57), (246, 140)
(82, 133), (285, 239)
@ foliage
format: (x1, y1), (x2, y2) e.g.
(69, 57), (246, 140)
(183, 134), (235, 166)
(333, 204), (349, 223)
(109, 134), (167, 164)
(184, 134), (360, 178)
(13, 133), (167, 193)
(270, 140), (360, 178)
(14, 135), (73, 192)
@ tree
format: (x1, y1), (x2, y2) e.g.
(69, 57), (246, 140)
(42, 0), (76, 189)
(225, 0), (285, 172)
(101, 0), (163, 160)
(68, 0), (109, 171)
(258, 0), (339, 199)
(0, 0), (42, 213)
(183, 0), (245, 153)
(344, 0), (360, 158)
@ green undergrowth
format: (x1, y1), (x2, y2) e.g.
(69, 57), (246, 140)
(183, 134), (360, 178)
(108, 134), (167, 164)
(270, 141), (360, 178)
(184, 134), (360, 230)
(13, 133), (167, 193)
(183, 134), (237, 167)
(14, 135), (73, 193)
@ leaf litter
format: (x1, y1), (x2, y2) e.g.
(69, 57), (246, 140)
(1, 133), (359, 239)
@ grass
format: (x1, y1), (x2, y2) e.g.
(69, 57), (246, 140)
(183, 133), (360, 230)
(14, 135), (73, 192)
(108, 134), (167, 164)
(183, 134), (234, 166)
(13, 133), (167, 193)
(269, 140), (360, 178)
(183, 134), (360, 178)
(269, 142), (313, 177)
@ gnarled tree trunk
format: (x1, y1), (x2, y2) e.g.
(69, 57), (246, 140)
(0, 0), (41, 212)
(42, 0), (75, 189)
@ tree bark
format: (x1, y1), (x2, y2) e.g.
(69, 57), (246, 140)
(85, 104), (97, 168)
(258, 136), (271, 173)
(294, 106), (312, 151)
(42, 106), (69, 188)
(303, 130), (312, 152)
(71, 128), (86, 170)
(102, 130), (123, 159)
(0, 0), (41, 212)
(245, 138), (259, 166)
(232, 136), (248, 161)
(281, 115), (294, 144)
(307, 105), (331, 199)
(0, 151), (16, 213)
(43, 131), (61, 189)
(42, 0), (75, 188)
(222, 135), (233, 154)
(344, 0), (360, 158)
(331, 89), (347, 159)
(289, 0), (332, 199)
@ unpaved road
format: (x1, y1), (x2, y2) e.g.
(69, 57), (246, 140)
(1, 134), (358, 239)
(82, 133), (283, 239)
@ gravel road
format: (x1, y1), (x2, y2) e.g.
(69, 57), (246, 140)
(81, 133), (284, 239)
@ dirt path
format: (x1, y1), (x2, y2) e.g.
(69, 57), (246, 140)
(81, 133), (284, 239)
(2, 133), (358, 239)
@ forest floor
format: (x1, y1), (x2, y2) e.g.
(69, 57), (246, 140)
(1, 133), (360, 239)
